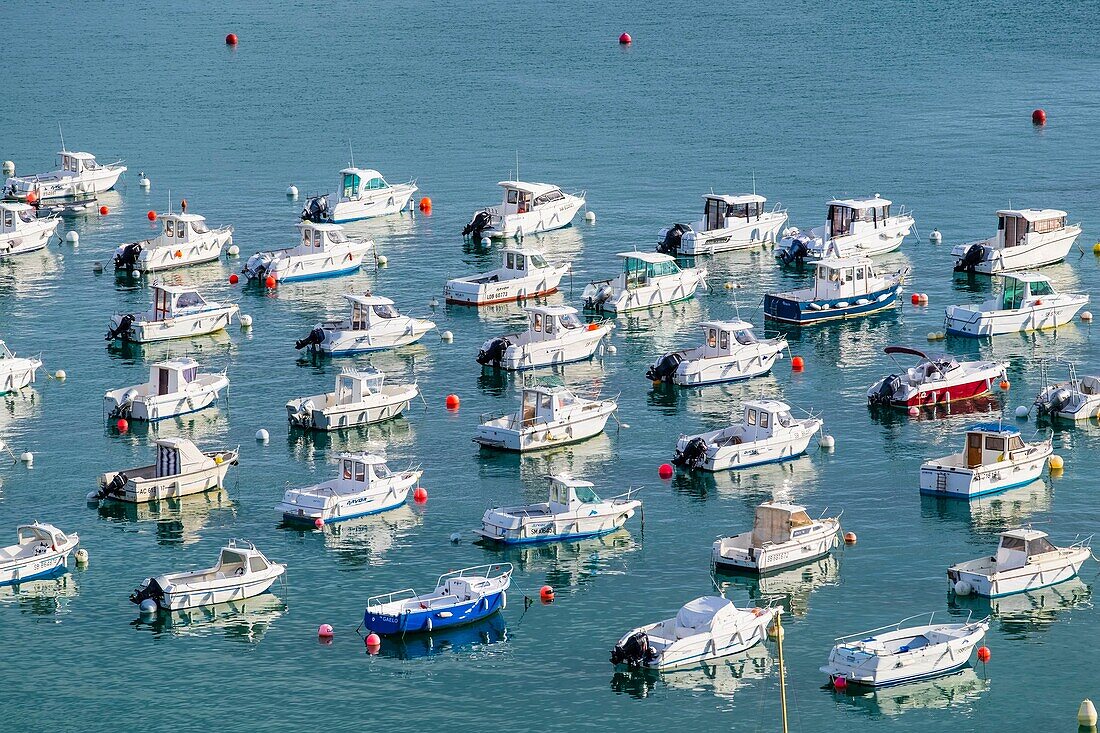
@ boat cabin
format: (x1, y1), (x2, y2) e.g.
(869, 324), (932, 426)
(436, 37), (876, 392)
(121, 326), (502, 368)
(993, 529), (1057, 572)
(497, 181), (567, 215)
(519, 379), (582, 427)
(697, 320), (759, 357)
(149, 358), (202, 395)
(213, 540), (272, 577)
(157, 213), (211, 244)
(547, 475), (604, 513)
(334, 368), (385, 404)
(994, 209), (1068, 249)
(525, 305), (587, 341)
(750, 502), (814, 546)
(297, 221), (352, 253)
(738, 399), (796, 441)
(338, 167), (392, 202)
(998, 272), (1056, 310)
(810, 257), (880, 299)
(16, 523), (70, 550)
(57, 150), (101, 175)
(336, 452), (392, 486)
(343, 294), (402, 329)
(0, 202), (39, 232)
(500, 248), (551, 275)
(826, 195), (892, 238)
(962, 423), (1026, 468)
(153, 438), (211, 478)
(151, 285), (210, 320)
(618, 251), (682, 290)
(702, 194), (767, 231)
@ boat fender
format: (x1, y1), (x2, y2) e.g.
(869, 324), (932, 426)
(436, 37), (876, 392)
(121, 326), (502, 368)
(426, 617), (432, 632)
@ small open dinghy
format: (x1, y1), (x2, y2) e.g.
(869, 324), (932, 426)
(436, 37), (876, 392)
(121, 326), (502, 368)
(275, 452), (422, 526)
(821, 611), (989, 688)
(474, 378), (618, 452)
(673, 399), (822, 472)
(0, 522), (79, 586)
(944, 272), (1087, 337)
(0, 339), (42, 394)
(476, 305), (612, 370)
(867, 346), (1007, 409)
(764, 257), (907, 325)
(1033, 360), (1100, 421)
(295, 294), (435, 355)
(114, 210), (232, 273)
(106, 284), (239, 343)
(919, 423), (1052, 499)
(0, 202), (60, 258)
(90, 438), (238, 503)
(286, 367), (418, 431)
(243, 221), (374, 283)
(462, 180), (585, 241)
(658, 193), (787, 256)
(444, 247), (570, 306)
(104, 357), (228, 422)
(948, 528), (1092, 598)
(130, 539), (285, 611)
(647, 320), (787, 386)
(583, 252), (707, 314)
(611, 596), (778, 671)
(712, 502), (841, 574)
(363, 563), (513, 635)
(475, 474), (641, 544)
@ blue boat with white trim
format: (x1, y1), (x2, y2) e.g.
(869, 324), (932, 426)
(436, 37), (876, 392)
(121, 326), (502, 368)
(763, 256), (908, 326)
(363, 563), (512, 635)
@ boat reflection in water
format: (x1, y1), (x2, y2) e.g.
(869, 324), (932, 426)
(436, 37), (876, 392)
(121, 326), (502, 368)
(610, 645), (773, 701)
(97, 488), (235, 546)
(716, 554), (840, 618)
(832, 667), (990, 717)
(950, 577), (1092, 637)
(486, 528), (638, 589)
(672, 453), (818, 505)
(0, 573), (79, 616)
(370, 612), (509, 661)
(920, 478), (1052, 532)
(286, 416), (416, 461)
(317, 505), (422, 568)
(131, 592), (285, 644)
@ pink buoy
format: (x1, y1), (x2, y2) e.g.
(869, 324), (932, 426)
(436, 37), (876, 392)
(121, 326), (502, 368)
(317, 623), (334, 638)
(907, 406), (919, 417)
(314, 518), (324, 528)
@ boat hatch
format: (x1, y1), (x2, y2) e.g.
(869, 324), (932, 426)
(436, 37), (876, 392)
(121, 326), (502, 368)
(995, 531), (1056, 571)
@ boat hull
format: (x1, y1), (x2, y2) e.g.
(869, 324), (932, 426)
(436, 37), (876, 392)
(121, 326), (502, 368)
(713, 524), (840, 574)
(952, 228), (1080, 274)
(0, 545), (75, 586)
(101, 456), (236, 504)
(121, 229), (232, 273)
(484, 195), (585, 239)
(115, 306), (239, 343)
(919, 447), (1052, 499)
(944, 298), (1087, 337)
(364, 590), (506, 635)
(318, 323), (434, 355)
(5, 166), (126, 200)
(948, 549), (1089, 597)
(286, 394), (414, 431)
(764, 285), (900, 325)
(664, 212), (788, 256)
(491, 326), (611, 371)
(1, 359), (41, 394)
(161, 571), (282, 611)
(671, 346), (784, 386)
(476, 504), (638, 545)
(0, 218), (60, 258)
(473, 403), (615, 452)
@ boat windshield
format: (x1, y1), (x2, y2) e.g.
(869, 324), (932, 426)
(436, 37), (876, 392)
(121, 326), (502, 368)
(1030, 280), (1054, 296)
(176, 291), (206, 309)
(733, 328), (757, 345)
(574, 484), (602, 503)
(372, 462), (392, 479)
(372, 304), (398, 318)
(328, 229), (349, 243)
(192, 219), (209, 234)
(559, 312), (582, 329)
(17, 208), (34, 224)
(342, 173), (360, 199)
(530, 253), (549, 268)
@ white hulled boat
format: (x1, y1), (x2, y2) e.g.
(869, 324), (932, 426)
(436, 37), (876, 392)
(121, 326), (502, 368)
(294, 294), (435, 355)
(286, 367), (418, 430)
(0, 202), (59, 258)
(275, 452), (422, 525)
(475, 474), (641, 544)
(1033, 360), (1100, 420)
(0, 340), (42, 394)
(646, 320), (787, 386)
(919, 423), (1052, 499)
(105, 284), (239, 343)
(944, 272), (1087, 337)
(777, 195), (914, 263)
(90, 438), (238, 503)
(301, 167), (417, 224)
(0, 523), (79, 586)
(712, 502), (841, 574)
(114, 210), (232, 273)
(476, 305), (612, 370)
(444, 248), (570, 306)
(673, 400), (822, 472)
(243, 221), (374, 283)
(130, 540), (285, 611)
(4, 149), (126, 201)
(582, 252), (707, 314)
(867, 347), (1007, 409)
(473, 378), (617, 452)
(948, 528), (1092, 598)
(104, 357), (228, 422)
(658, 194), (788, 256)
(953, 209), (1081, 274)
(463, 181), (585, 241)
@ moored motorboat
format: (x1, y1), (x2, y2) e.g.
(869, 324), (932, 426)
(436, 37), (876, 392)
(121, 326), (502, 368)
(947, 528), (1092, 597)
(0, 202), (60, 258)
(610, 596), (778, 670)
(104, 357), (228, 422)
(821, 611), (989, 688)
(444, 247), (570, 306)
(473, 378), (617, 452)
(476, 305), (612, 370)
(474, 474), (641, 544)
(777, 195), (914, 264)
(0, 339), (42, 394)
(764, 257), (907, 326)
(243, 221), (374, 283)
(646, 320), (786, 386)
(673, 400), (822, 472)
(89, 438), (239, 503)
(658, 194), (787, 256)
(463, 180), (585, 241)
(301, 167), (417, 224)
(0, 523), (79, 586)
(919, 423), (1052, 499)
(129, 539), (285, 611)
(582, 252), (707, 314)
(363, 563), (513, 635)
(105, 284), (240, 343)
(4, 149), (126, 201)
(944, 272), (1087, 337)
(114, 209), (232, 273)
(953, 209), (1081, 274)
(275, 452), (422, 525)
(712, 502), (841, 574)
(867, 347), (1007, 409)
(286, 367), (418, 430)
(294, 294), (435, 355)
(1033, 360), (1100, 420)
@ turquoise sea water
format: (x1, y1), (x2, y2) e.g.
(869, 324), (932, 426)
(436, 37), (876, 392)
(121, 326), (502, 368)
(2, 2), (1099, 730)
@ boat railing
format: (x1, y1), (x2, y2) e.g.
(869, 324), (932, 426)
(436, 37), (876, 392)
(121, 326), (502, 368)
(832, 609), (974, 644)
(435, 562), (512, 588)
(1031, 427), (1055, 446)
(1070, 534), (1094, 550)
(478, 410), (548, 430)
(366, 587), (420, 609)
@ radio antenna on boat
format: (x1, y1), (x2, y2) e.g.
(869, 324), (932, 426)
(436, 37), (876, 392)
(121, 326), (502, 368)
(752, 170), (757, 196)
(58, 122), (66, 153)
(348, 139), (355, 168)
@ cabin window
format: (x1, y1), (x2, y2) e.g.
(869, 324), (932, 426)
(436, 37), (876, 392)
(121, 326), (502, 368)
(985, 436), (1005, 452)
(530, 253), (548, 268)
(719, 331), (729, 350)
(515, 256), (525, 271)
(1029, 280), (1054, 297)
(560, 312), (581, 329)
(157, 368), (170, 395)
(176, 291), (204, 308)
(533, 313), (543, 332)
(647, 259), (681, 278)
(343, 173), (360, 199)
(760, 412), (770, 429)
(844, 268), (854, 283)
(855, 266), (865, 281)
(249, 557), (267, 573)
(506, 252), (515, 269)
(507, 190), (519, 204)
(1000, 278), (1026, 310)
(575, 484), (600, 503)
(343, 461), (353, 479)
(176, 221), (185, 238)
(1001, 536), (1026, 551)
(355, 462), (366, 482)
(192, 219), (209, 234)
(829, 205), (853, 237)
(372, 304), (398, 319)
(183, 366), (197, 383)
(301, 228), (311, 246)
(776, 411), (792, 427)
(539, 393), (552, 413)
(522, 392), (537, 423)
(1026, 537), (1056, 555)
(827, 267), (841, 283)
(747, 408), (757, 426)
(533, 189), (565, 206)
(1033, 217), (1064, 234)
(734, 329), (756, 345)
(367, 177), (387, 190)
(2, 211), (12, 228)
(352, 304), (367, 329)
(707, 329), (717, 348)
(730, 203), (749, 218)
(1002, 215), (1025, 248)
(1008, 436), (1024, 450)
(544, 317), (554, 334)
(164, 221), (173, 237)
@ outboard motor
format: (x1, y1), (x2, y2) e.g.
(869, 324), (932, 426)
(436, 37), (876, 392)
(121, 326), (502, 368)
(91, 472), (128, 501)
(301, 195), (330, 223)
(657, 223), (691, 255)
(868, 374), (902, 406)
(672, 436), (709, 468)
(610, 631), (652, 667)
(295, 326), (327, 351)
(476, 337), (511, 367)
(1036, 386), (1072, 415)
(129, 577), (166, 607)
(954, 244), (987, 273)
(105, 314), (136, 342)
(462, 210), (493, 241)
(645, 352), (684, 383)
(778, 238), (809, 267)
(583, 283), (614, 312)
(108, 389), (139, 420)
(114, 243), (143, 270)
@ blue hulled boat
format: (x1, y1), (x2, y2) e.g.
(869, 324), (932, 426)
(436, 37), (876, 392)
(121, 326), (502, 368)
(764, 256), (908, 326)
(363, 563), (512, 635)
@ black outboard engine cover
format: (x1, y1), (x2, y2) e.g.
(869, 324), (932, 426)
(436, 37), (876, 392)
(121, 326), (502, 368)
(779, 238), (809, 266)
(868, 374), (902, 406)
(657, 223), (690, 255)
(295, 326), (326, 351)
(115, 243), (143, 269)
(129, 577), (166, 606)
(672, 436), (709, 468)
(645, 352), (684, 383)
(610, 631), (650, 667)
(954, 244), (987, 273)
(301, 195), (330, 223)
(463, 210), (493, 241)
(105, 314), (136, 342)
(476, 337), (511, 366)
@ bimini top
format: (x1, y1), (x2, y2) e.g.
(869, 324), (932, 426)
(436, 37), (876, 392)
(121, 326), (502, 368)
(343, 293), (395, 307)
(997, 208), (1067, 221)
(743, 398), (791, 413)
(615, 251), (677, 264)
(827, 195), (891, 209)
(334, 451), (388, 466)
(339, 167), (383, 180)
(968, 422), (1020, 436)
(497, 180), (560, 197)
(703, 193), (766, 205)
(524, 304), (580, 318)
(698, 319), (754, 332)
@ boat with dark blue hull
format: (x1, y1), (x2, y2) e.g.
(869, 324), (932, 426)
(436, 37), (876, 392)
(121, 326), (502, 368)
(363, 563), (512, 635)
(764, 257), (908, 326)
